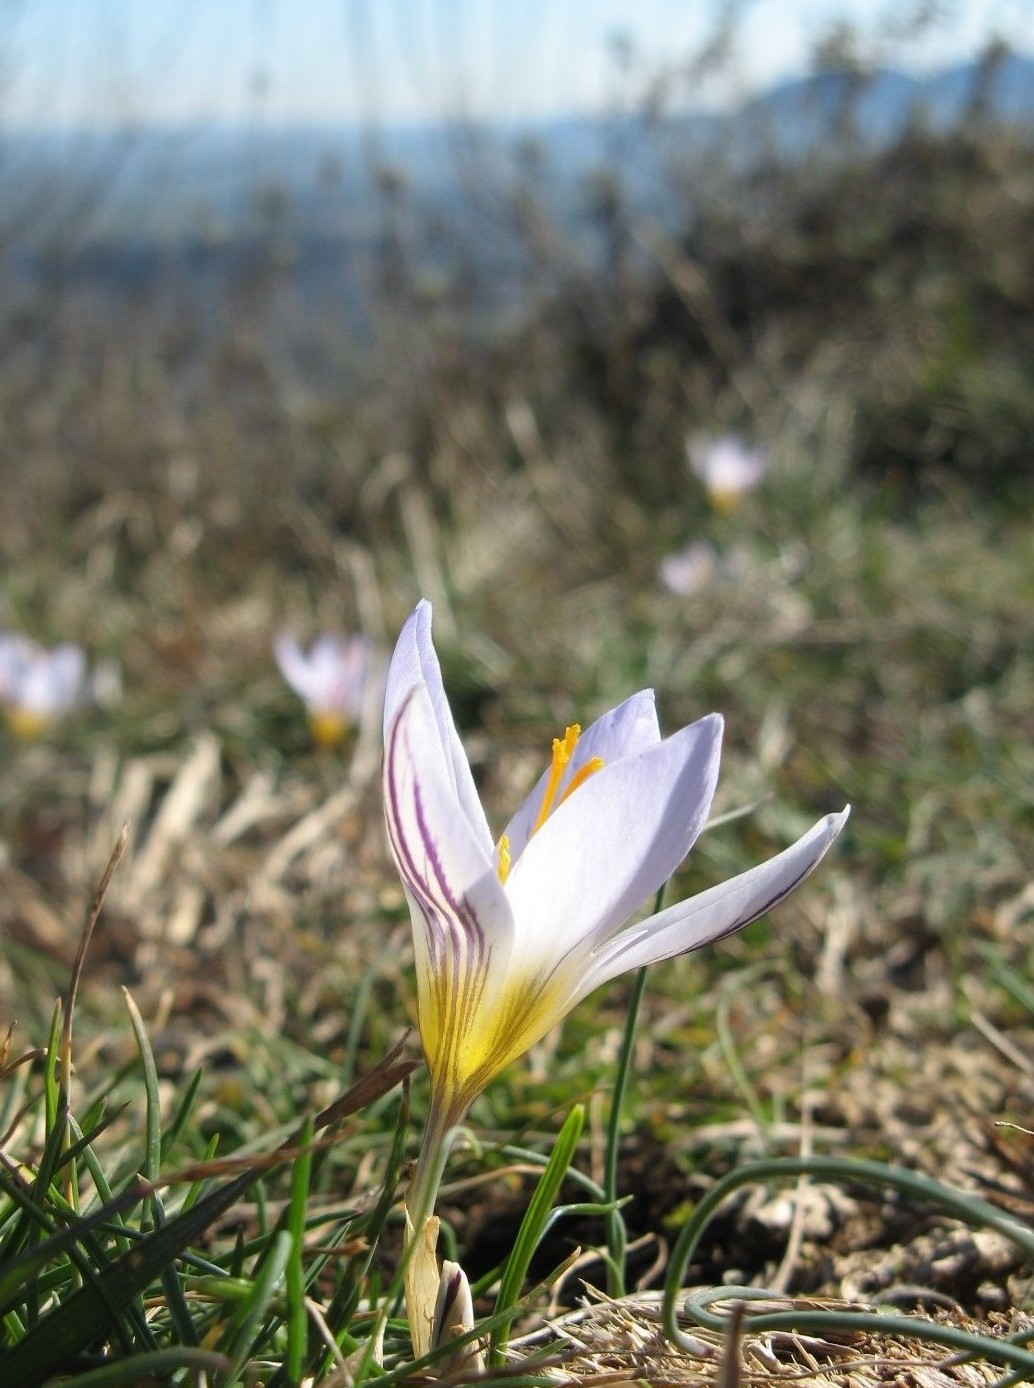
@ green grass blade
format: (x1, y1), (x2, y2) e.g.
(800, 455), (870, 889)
(121, 989), (162, 1190)
(603, 961), (649, 1297)
(121, 986), (199, 1345)
(43, 1000), (62, 1136)
(160, 1068), (204, 1161)
(284, 1116), (315, 1384)
(663, 1153), (1034, 1359)
(490, 1104), (584, 1365)
(0, 1162), (266, 1384)
(322, 1084), (410, 1341)
(35, 1346), (231, 1387)
(0, 1177), (148, 1317)
(217, 1228), (293, 1383)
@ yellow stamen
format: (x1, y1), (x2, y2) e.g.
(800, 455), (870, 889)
(492, 727), (605, 891)
(308, 710), (349, 748)
(497, 834), (511, 884)
(4, 706), (50, 741)
(531, 724), (581, 835)
(709, 488), (742, 516)
(561, 756), (604, 802)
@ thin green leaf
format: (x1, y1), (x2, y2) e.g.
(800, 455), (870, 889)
(603, 960), (649, 1297)
(491, 1104), (585, 1364)
(36, 1345), (230, 1387)
(121, 989), (162, 1189)
(285, 1116), (315, 1384)
(0, 1162), (269, 1384)
(43, 999), (62, 1137)
(663, 1154), (1034, 1361)
(322, 1083), (410, 1342)
(0, 1177), (148, 1317)
(217, 1228), (293, 1383)
(161, 1067), (204, 1161)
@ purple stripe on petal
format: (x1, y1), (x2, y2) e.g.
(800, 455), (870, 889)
(385, 695), (473, 937)
(579, 808), (850, 993)
(383, 690), (492, 1035)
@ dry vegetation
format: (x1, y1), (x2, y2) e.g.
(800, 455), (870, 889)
(0, 95), (1032, 1384)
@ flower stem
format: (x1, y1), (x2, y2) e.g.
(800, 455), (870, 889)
(406, 1100), (454, 1231)
(604, 964), (648, 1297)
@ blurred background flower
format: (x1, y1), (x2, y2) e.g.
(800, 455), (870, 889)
(274, 632), (376, 748)
(687, 434), (770, 514)
(0, 633), (117, 739)
(658, 539), (719, 595)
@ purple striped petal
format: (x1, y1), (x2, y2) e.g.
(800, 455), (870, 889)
(384, 601), (493, 851)
(576, 807), (851, 999)
(384, 686), (512, 968)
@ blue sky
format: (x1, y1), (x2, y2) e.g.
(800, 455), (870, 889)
(3, 0), (1033, 129)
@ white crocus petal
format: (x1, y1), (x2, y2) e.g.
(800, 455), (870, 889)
(51, 645), (89, 709)
(385, 686), (509, 942)
(504, 714), (723, 970)
(578, 807), (851, 998)
(431, 1260), (484, 1371)
(384, 599), (493, 851)
(274, 634), (319, 703)
(501, 689), (661, 862)
(306, 637), (343, 698)
(0, 634), (101, 735)
(276, 632), (373, 736)
(386, 684), (518, 1113)
(24, 644), (87, 714)
(0, 634), (35, 698)
(310, 635), (365, 701)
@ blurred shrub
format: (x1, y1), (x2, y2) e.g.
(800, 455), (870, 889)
(515, 118), (1034, 508)
(1, 96), (1032, 568)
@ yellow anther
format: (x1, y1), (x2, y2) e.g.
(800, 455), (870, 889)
(497, 728), (606, 884)
(531, 724), (581, 835)
(308, 710), (349, 748)
(4, 707), (49, 741)
(561, 756), (604, 802)
(709, 488), (742, 516)
(497, 833), (511, 884)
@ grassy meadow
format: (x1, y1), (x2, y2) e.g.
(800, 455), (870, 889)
(0, 101), (1033, 1385)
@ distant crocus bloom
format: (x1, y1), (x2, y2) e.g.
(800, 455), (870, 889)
(659, 539), (719, 596)
(275, 632), (373, 747)
(383, 600), (848, 1221)
(687, 433), (769, 513)
(0, 633), (103, 739)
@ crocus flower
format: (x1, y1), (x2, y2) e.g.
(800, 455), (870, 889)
(687, 433), (769, 513)
(658, 539), (719, 596)
(274, 632), (373, 747)
(430, 1260), (483, 1371)
(0, 633), (108, 739)
(383, 600), (848, 1223)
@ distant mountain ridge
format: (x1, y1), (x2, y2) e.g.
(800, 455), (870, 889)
(0, 53), (1030, 251)
(737, 51), (1034, 150)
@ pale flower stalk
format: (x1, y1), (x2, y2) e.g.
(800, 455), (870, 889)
(0, 632), (114, 739)
(274, 632), (374, 747)
(383, 600), (849, 1234)
(687, 433), (769, 513)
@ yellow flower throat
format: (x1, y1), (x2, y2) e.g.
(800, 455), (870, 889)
(497, 724), (603, 884)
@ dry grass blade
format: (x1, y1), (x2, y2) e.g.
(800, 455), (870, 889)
(59, 824), (129, 1092)
(510, 1292), (1034, 1387)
